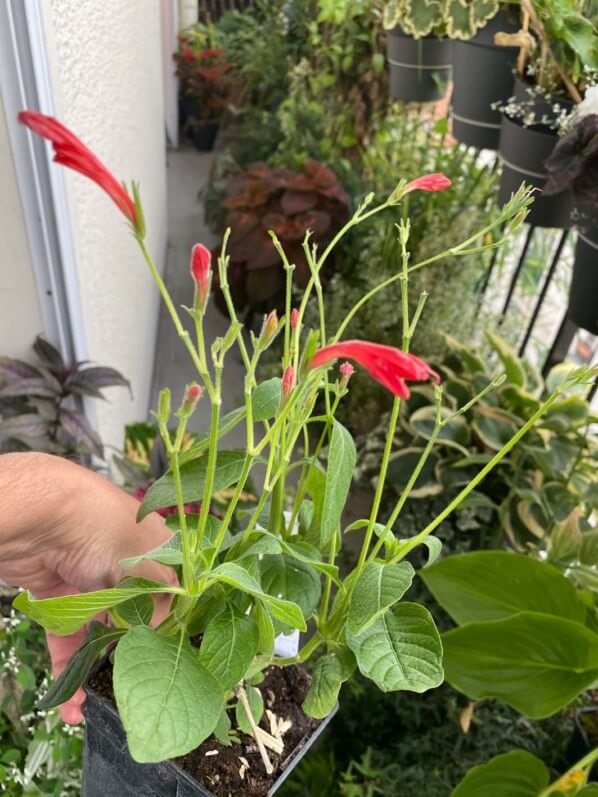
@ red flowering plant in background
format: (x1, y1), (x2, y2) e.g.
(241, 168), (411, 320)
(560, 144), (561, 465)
(173, 36), (235, 124)
(17, 110), (589, 794)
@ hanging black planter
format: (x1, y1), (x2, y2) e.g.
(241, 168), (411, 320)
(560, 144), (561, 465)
(498, 78), (574, 228)
(82, 670), (337, 797)
(569, 216), (598, 335)
(189, 120), (219, 152)
(386, 27), (452, 103)
(451, 10), (518, 150)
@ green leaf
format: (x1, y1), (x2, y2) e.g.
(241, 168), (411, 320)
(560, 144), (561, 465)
(409, 406), (470, 450)
(258, 530), (340, 583)
(443, 612), (598, 718)
(577, 786), (598, 796)
(321, 421), (356, 547)
(347, 562), (415, 635)
(303, 649), (354, 719)
(253, 602), (276, 655)
(387, 447), (443, 499)
(260, 554), (322, 622)
(346, 602), (443, 693)
(138, 451), (247, 520)
(13, 578), (181, 635)
(472, 405), (519, 450)
(451, 750), (549, 797)
(114, 627), (223, 762)
(486, 331), (526, 387)
(111, 594), (154, 627)
(210, 563), (306, 631)
(213, 710), (235, 746)
(179, 408), (245, 464)
(235, 686), (264, 735)
(542, 395), (590, 431)
(251, 378), (282, 421)
(421, 551), (587, 625)
(198, 606), (258, 690)
(120, 534), (183, 568)
(38, 622), (125, 710)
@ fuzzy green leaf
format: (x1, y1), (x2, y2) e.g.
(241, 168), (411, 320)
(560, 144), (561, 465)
(303, 649), (355, 719)
(260, 554), (322, 622)
(321, 421), (356, 547)
(347, 562), (415, 635)
(198, 606), (258, 690)
(235, 686), (264, 735)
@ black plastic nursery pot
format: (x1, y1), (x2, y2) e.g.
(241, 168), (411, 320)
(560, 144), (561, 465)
(386, 27), (452, 103)
(82, 671), (337, 797)
(190, 120), (219, 152)
(451, 10), (518, 150)
(498, 78), (574, 228)
(569, 218), (598, 335)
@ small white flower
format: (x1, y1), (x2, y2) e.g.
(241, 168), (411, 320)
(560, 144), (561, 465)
(576, 85), (598, 119)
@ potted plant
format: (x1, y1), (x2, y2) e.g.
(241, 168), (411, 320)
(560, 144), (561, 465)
(544, 93), (598, 334)
(449, 1), (521, 150)
(211, 160), (350, 324)
(382, 1), (452, 103)
(16, 110), (596, 797)
(496, 0), (598, 227)
(174, 40), (234, 152)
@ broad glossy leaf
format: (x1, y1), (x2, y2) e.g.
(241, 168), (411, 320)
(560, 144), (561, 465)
(138, 450), (247, 520)
(472, 406), (519, 451)
(199, 606), (258, 690)
(321, 421), (356, 547)
(486, 331), (526, 387)
(387, 448), (443, 498)
(409, 406), (470, 449)
(542, 395), (589, 431)
(443, 612), (598, 717)
(210, 563), (306, 631)
(347, 562), (415, 635)
(38, 622), (125, 710)
(14, 578), (181, 635)
(235, 686), (264, 735)
(421, 551), (587, 625)
(112, 594), (154, 627)
(260, 554), (321, 622)
(114, 627), (223, 762)
(347, 602), (443, 693)
(120, 534), (183, 568)
(251, 378), (282, 421)
(442, 334), (486, 374)
(451, 750), (549, 797)
(303, 649), (354, 719)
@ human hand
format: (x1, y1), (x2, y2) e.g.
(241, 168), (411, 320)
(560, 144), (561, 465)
(0, 453), (175, 722)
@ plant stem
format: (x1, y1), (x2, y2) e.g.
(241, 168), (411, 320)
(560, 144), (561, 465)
(390, 388), (566, 563)
(196, 367), (222, 551)
(275, 633), (323, 666)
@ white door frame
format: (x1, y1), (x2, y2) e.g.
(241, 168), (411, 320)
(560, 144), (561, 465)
(0, 0), (87, 366)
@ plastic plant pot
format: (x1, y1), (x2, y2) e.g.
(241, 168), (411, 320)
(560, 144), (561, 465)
(451, 10), (518, 150)
(81, 679), (338, 797)
(190, 120), (219, 152)
(569, 216), (598, 335)
(386, 27), (452, 103)
(498, 78), (574, 228)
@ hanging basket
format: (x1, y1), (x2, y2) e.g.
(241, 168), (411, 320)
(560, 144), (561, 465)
(386, 27), (452, 103)
(498, 78), (574, 228)
(451, 10), (518, 150)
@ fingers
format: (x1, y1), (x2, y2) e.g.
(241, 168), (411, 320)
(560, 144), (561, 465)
(46, 628), (88, 724)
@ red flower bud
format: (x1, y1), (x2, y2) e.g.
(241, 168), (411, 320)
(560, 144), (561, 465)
(290, 308), (300, 329)
(405, 173), (452, 194)
(281, 365), (295, 402)
(185, 383), (202, 404)
(190, 243), (212, 312)
(311, 340), (439, 399)
(339, 361), (355, 388)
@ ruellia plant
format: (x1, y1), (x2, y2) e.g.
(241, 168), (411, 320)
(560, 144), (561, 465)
(14, 111), (597, 776)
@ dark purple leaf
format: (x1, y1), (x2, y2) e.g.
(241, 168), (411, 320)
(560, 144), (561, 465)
(0, 414), (49, 439)
(544, 114), (598, 205)
(29, 398), (59, 420)
(33, 336), (65, 370)
(0, 357), (42, 381)
(38, 367), (64, 393)
(59, 408), (104, 459)
(0, 378), (60, 399)
(68, 367), (131, 397)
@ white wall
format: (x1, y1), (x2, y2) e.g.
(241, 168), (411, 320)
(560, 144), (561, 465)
(0, 94), (43, 361)
(40, 0), (168, 454)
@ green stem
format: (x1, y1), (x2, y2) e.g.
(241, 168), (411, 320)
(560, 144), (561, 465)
(319, 534), (337, 625)
(538, 748), (598, 797)
(390, 388), (566, 563)
(211, 454), (254, 556)
(196, 368), (223, 551)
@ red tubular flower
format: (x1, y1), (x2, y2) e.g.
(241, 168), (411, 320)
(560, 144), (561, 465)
(311, 340), (440, 398)
(405, 173), (452, 194)
(190, 243), (212, 312)
(18, 111), (138, 229)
